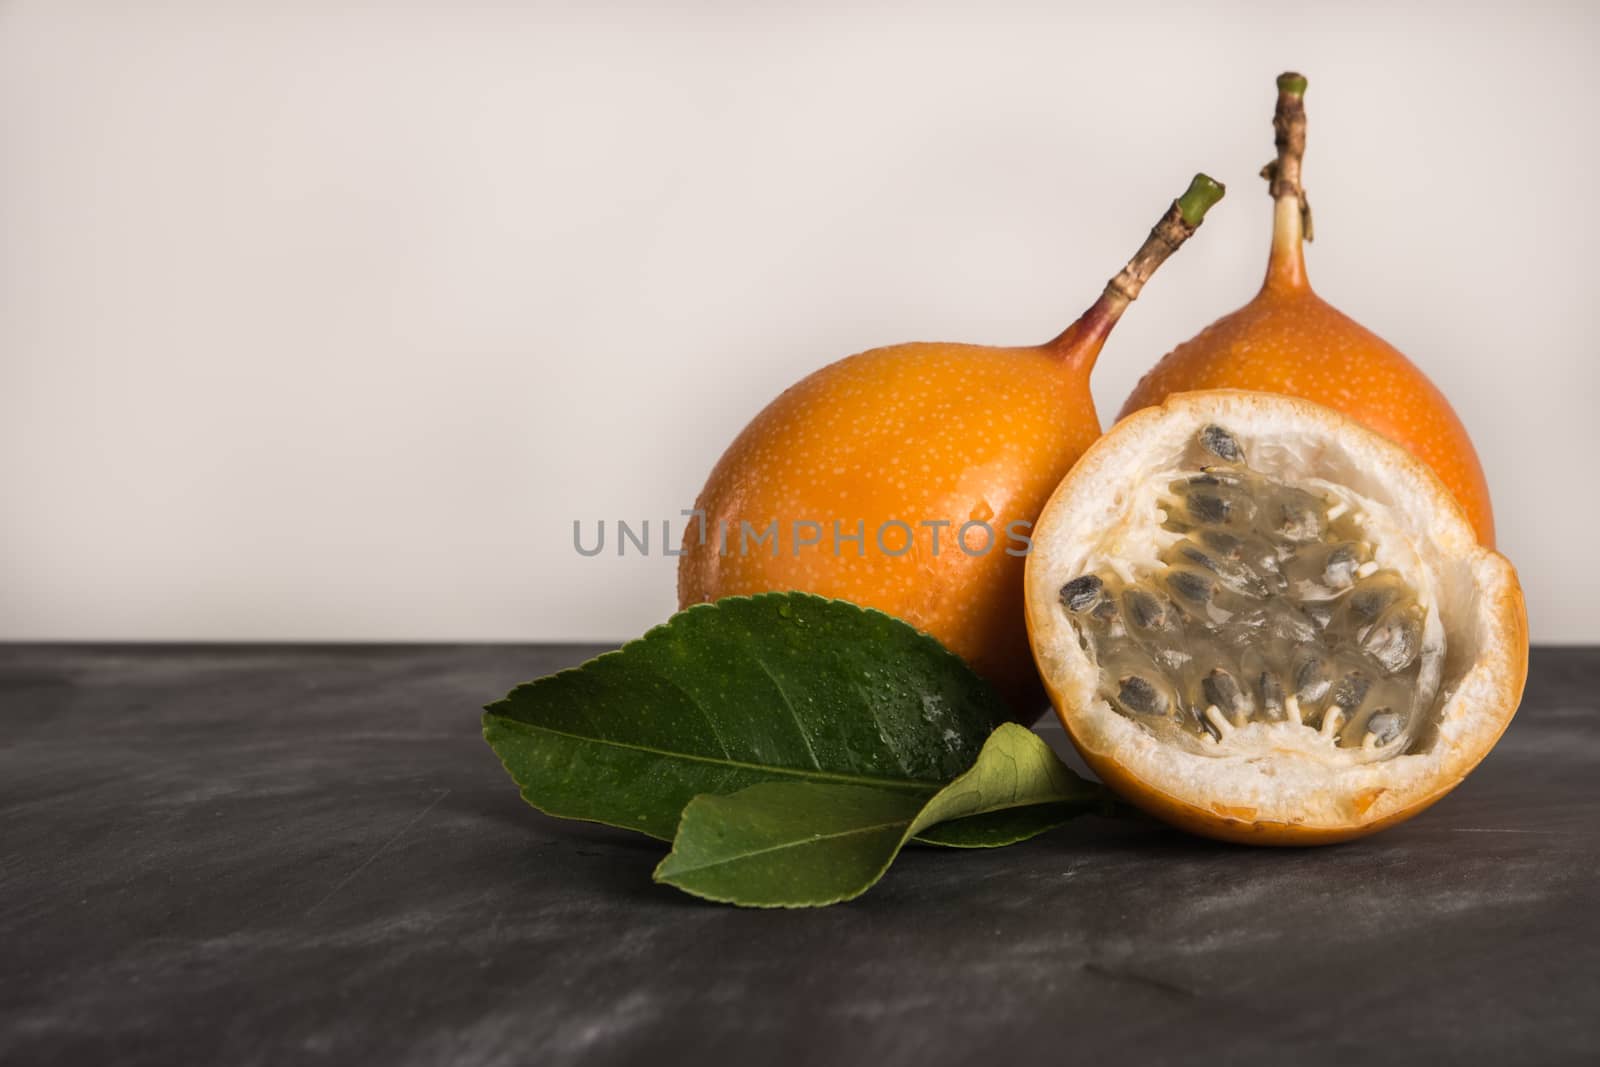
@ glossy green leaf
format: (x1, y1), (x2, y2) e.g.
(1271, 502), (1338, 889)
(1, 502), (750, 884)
(655, 783), (927, 908)
(654, 723), (1102, 907)
(911, 802), (1096, 848)
(482, 593), (1009, 840)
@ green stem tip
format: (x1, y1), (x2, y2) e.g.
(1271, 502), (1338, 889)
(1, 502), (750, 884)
(1176, 173), (1226, 228)
(1276, 71), (1308, 96)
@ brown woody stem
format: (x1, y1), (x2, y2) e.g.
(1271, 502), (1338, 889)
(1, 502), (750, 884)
(1052, 174), (1224, 365)
(1261, 71), (1314, 241)
(1106, 174), (1223, 303)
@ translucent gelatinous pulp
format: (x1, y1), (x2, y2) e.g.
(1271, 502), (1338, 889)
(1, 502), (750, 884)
(1059, 425), (1426, 756)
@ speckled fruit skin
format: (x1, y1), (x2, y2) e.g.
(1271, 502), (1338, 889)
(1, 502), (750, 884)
(1122, 200), (1496, 547)
(678, 341), (1100, 718)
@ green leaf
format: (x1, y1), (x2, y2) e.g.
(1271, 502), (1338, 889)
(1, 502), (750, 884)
(653, 723), (1102, 907)
(654, 784), (928, 908)
(911, 802), (1093, 849)
(482, 593), (1009, 840)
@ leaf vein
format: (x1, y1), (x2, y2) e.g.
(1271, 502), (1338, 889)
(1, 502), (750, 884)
(663, 819), (914, 876)
(748, 650), (822, 770)
(486, 716), (942, 793)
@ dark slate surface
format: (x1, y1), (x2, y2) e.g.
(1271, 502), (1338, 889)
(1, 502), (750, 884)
(1, 644), (1596, 1066)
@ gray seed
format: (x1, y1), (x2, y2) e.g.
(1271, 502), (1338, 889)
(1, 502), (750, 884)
(1322, 544), (1360, 589)
(1203, 668), (1246, 714)
(1060, 574), (1104, 613)
(1222, 559), (1271, 599)
(1366, 710), (1403, 745)
(1349, 577), (1402, 622)
(1123, 588), (1170, 631)
(1187, 493), (1231, 525)
(1116, 675), (1167, 716)
(1198, 530), (1244, 559)
(1176, 540), (1271, 596)
(1199, 424), (1243, 463)
(1168, 568), (1214, 604)
(1294, 655), (1331, 702)
(1179, 543), (1219, 572)
(1330, 671), (1371, 712)
(1363, 609), (1422, 673)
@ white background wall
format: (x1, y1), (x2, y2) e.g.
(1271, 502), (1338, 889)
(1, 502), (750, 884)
(3, 1), (1595, 644)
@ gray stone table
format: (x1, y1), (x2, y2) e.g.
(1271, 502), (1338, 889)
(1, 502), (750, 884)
(2, 645), (1596, 1065)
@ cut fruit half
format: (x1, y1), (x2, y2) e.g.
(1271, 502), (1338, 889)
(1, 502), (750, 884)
(1025, 390), (1526, 844)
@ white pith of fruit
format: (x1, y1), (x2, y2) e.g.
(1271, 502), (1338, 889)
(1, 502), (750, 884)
(1026, 391), (1525, 833)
